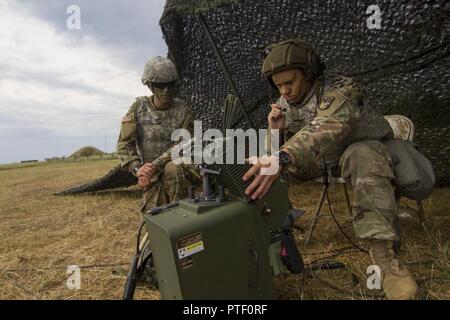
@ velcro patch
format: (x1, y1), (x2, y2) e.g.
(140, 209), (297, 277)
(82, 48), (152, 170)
(318, 96), (335, 110)
(316, 91), (347, 117)
(121, 114), (133, 123)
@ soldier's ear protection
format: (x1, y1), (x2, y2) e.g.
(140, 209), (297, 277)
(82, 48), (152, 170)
(307, 45), (326, 80)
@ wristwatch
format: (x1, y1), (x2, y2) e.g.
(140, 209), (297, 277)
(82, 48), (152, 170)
(277, 150), (292, 170)
(131, 165), (142, 177)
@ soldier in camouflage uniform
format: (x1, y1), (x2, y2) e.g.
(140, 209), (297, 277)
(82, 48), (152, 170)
(243, 39), (418, 300)
(116, 56), (196, 215)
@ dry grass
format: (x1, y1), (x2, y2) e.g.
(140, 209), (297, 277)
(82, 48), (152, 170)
(279, 181), (450, 300)
(0, 160), (156, 300)
(0, 160), (448, 300)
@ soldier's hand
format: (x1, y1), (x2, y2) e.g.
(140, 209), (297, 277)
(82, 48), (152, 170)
(242, 155), (280, 200)
(138, 176), (150, 189)
(268, 104), (286, 129)
(137, 163), (156, 179)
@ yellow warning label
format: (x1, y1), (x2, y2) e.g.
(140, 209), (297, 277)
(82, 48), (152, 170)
(177, 232), (205, 259)
(178, 240), (204, 259)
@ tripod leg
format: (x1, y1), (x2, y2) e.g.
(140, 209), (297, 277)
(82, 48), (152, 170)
(305, 184), (329, 245)
(343, 183), (352, 217)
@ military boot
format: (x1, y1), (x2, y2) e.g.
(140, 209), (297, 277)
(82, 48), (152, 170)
(369, 239), (418, 300)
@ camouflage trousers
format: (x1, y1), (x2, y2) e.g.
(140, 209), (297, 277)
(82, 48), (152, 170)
(288, 140), (398, 241)
(339, 140), (398, 241)
(140, 161), (193, 216)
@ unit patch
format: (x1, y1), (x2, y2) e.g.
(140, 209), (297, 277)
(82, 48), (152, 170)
(318, 96), (335, 110)
(121, 114), (133, 123)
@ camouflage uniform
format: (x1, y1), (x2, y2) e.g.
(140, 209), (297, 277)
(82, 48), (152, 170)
(279, 74), (398, 241)
(117, 95), (195, 214)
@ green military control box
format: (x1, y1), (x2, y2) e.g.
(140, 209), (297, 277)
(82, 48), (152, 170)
(144, 200), (272, 299)
(143, 177), (291, 300)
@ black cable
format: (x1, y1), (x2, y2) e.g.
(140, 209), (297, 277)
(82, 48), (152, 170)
(303, 245), (359, 256)
(309, 271), (353, 296)
(303, 259), (361, 296)
(304, 260), (347, 272)
(3, 263), (130, 272)
(325, 192), (369, 255)
(309, 270), (385, 298)
(136, 221), (146, 254)
(305, 249), (362, 265)
(303, 258), (386, 298)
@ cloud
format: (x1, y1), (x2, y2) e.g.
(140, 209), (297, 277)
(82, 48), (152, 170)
(0, 0), (168, 163)
(21, 0), (168, 69)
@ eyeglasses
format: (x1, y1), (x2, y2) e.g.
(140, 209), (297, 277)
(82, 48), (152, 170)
(151, 81), (176, 90)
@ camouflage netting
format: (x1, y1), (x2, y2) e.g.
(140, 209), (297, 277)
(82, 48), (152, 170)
(54, 165), (137, 196)
(161, 0), (450, 184)
(57, 0), (450, 196)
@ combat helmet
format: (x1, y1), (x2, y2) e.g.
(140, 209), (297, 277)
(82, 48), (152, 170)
(261, 39), (325, 81)
(142, 56), (178, 85)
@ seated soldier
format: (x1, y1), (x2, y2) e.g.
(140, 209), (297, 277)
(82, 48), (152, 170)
(116, 56), (196, 215)
(243, 39), (418, 300)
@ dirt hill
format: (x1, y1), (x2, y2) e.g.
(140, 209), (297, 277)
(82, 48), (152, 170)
(69, 146), (105, 158)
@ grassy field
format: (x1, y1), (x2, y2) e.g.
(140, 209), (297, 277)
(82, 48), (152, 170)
(0, 159), (448, 300)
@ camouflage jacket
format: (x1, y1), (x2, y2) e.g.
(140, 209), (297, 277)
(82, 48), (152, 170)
(279, 74), (393, 175)
(116, 96), (194, 173)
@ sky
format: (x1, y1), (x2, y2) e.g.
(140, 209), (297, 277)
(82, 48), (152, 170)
(0, 0), (168, 163)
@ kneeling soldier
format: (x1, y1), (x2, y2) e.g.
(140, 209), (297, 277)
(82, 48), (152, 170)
(117, 56), (196, 215)
(243, 39), (418, 300)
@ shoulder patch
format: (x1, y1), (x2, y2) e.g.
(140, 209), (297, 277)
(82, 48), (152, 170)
(318, 96), (335, 110)
(316, 90), (347, 117)
(121, 114), (133, 123)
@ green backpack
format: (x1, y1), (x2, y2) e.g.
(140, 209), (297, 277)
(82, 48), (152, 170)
(383, 139), (435, 200)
